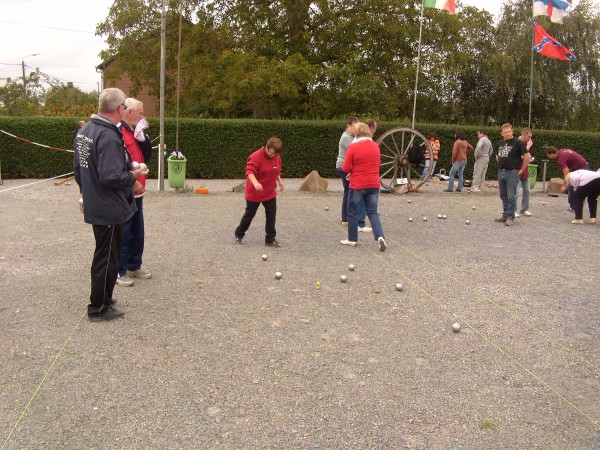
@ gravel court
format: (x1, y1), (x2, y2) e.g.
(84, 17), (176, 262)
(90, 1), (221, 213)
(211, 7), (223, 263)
(0, 178), (599, 448)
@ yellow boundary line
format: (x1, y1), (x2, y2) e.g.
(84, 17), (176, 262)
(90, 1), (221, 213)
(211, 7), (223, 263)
(1, 311), (86, 449)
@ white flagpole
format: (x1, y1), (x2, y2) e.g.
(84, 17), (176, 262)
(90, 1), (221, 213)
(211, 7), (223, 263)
(528, 19), (534, 128)
(411, 1), (426, 130)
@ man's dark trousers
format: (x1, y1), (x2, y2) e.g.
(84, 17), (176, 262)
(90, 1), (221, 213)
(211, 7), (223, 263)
(89, 224), (123, 315)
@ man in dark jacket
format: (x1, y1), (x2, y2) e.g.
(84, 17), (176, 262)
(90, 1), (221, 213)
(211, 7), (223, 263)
(74, 88), (147, 321)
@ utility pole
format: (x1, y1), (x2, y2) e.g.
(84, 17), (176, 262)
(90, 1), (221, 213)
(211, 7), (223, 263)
(21, 53), (39, 94)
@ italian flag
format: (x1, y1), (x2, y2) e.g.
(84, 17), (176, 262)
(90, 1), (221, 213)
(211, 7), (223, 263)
(423, 0), (455, 14)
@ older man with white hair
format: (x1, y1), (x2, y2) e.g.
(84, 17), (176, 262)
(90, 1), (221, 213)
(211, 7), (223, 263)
(116, 97), (153, 287)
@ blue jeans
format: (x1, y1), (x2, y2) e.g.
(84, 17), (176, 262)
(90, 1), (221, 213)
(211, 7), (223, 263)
(347, 188), (385, 242)
(447, 160), (467, 191)
(337, 168), (365, 227)
(119, 196), (145, 276)
(518, 178), (530, 213)
(421, 160), (437, 179)
(498, 169), (519, 220)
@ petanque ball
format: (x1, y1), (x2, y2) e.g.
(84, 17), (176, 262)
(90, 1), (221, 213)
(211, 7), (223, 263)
(262, 254), (268, 261)
(409, 217), (413, 222)
(395, 283), (403, 291)
(442, 215), (447, 219)
(348, 264), (355, 271)
(325, 206), (329, 211)
(452, 323), (461, 333)
(340, 275), (347, 283)
(275, 272), (282, 280)
(465, 220), (470, 225)
(437, 214), (442, 219)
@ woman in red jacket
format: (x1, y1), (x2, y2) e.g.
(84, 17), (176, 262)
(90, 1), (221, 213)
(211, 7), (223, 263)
(340, 122), (387, 251)
(234, 137), (284, 247)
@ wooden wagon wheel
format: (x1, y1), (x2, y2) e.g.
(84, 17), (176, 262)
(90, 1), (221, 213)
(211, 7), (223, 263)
(377, 127), (434, 193)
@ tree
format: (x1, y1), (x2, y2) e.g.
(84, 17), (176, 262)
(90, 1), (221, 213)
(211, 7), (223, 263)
(95, 0), (600, 129)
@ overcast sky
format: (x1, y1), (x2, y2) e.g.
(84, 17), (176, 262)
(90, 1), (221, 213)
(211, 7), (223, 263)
(0, 1), (522, 93)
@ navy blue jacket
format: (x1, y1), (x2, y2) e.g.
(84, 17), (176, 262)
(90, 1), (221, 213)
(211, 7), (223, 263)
(73, 115), (137, 226)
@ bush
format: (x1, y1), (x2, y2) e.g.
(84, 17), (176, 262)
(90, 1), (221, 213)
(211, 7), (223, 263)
(0, 117), (598, 180)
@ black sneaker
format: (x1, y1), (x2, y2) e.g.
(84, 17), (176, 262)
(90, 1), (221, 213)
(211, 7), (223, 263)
(265, 239), (281, 247)
(88, 307), (125, 322)
(108, 298), (117, 306)
(234, 237), (243, 244)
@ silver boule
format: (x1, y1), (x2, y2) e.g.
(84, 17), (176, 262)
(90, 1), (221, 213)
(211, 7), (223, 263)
(472, 206), (476, 210)
(437, 214), (442, 219)
(465, 220), (470, 225)
(409, 217), (413, 222)
(395, 283), (403, 291)
(442, 215), (447, 219)
(340, 275), (347, 283)
(262, 254), (268, 261)
(452, 322), (461, 333)
(423, 217), (427, 222)
(275, 271), (282, 280)
(325, 206), (329, 211)
(348, 264), (355, 271)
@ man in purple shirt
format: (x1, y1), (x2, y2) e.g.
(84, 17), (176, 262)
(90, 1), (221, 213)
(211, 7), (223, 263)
(544, 145), (590, 211)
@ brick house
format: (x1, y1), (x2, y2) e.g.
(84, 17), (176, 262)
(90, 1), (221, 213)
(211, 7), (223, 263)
(96, 56), (159, 116)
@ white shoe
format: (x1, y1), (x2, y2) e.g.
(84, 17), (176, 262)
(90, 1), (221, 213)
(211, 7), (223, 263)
(116, 276), (134, 287)
(378, 237), (387, 252)
(522, 210), (532, 216)
(340, 239), (357, 247)
(472, 187), (481, 192)
(341, 221), (348, 225)
(590, 218), (596, 224)
(515, 213), (520, 218)
(358, 226), (372, 232)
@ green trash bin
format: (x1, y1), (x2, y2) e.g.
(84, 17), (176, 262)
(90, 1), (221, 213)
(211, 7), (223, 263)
(167, 156), (187, 188)
(528, 163), (537, 189)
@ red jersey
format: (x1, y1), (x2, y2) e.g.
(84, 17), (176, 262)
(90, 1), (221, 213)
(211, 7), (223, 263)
(341, 138), (381, 190)
(245, 147), (282, 202)
(121, 124), (146, 193)
(557, 149), (588, 171)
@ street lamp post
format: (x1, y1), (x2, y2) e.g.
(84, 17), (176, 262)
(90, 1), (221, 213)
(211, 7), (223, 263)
(21, 53), (40, 93)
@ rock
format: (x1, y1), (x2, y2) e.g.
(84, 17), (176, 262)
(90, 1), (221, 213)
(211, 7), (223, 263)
(299, 170), (328, 192)
(547, 177), (564, 194)
(232, 181), (246, 192)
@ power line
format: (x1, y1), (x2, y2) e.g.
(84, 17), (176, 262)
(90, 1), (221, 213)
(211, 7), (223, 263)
(0, 20), (95, 34)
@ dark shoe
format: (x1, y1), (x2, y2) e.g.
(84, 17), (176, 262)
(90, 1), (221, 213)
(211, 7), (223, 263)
(378, 237), (387, 252)
(108, 298), (117, 306)
(265, 239), (281, 247)
(505, 219), (514, 226)
(234, 237), (243, 244)
(88, 307), (124, 322)
(494, 217), (506, 223)
(443, 189), (453, 192)
(455, 189), (462, 192)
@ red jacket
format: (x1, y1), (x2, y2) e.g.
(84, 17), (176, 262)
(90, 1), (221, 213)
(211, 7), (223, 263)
(120, 123), (146, 193)
(245, 147), (282, 202)
(341, 138), (381, 190)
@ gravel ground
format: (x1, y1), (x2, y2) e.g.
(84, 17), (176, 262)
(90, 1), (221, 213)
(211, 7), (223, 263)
(0, 177), (599, 449)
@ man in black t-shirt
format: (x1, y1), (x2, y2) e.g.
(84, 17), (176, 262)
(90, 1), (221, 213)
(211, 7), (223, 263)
(494, 123), (530, 226)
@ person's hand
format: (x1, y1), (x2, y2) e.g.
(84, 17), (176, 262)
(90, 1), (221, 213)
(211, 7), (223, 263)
(526, 140), (533, 150)
(131, 166), (148, 178)
(133, 181), (144, 195)
(278, 181), (285, 191)
(345, 173), (351, 180)
(560, 185), (567, 193)
(79, 205), (84, 214)
(254, 182), (264, 192)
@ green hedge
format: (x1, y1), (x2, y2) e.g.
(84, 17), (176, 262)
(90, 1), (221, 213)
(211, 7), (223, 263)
(0, 117), (598, 180)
